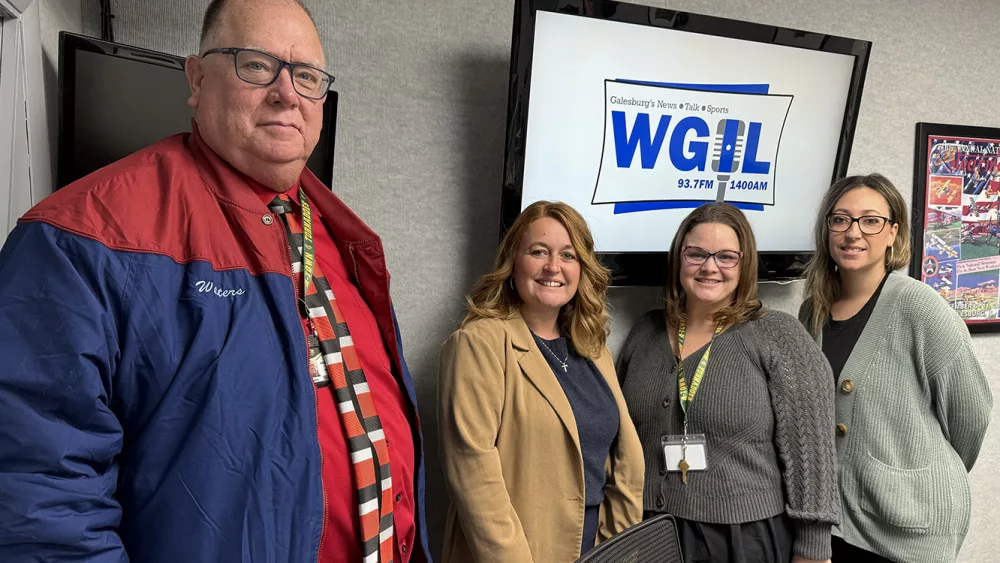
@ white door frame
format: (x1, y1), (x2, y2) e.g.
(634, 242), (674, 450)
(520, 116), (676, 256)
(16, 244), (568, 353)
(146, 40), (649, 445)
(0, 0), (53, 238)
(4, 0), (35, 14)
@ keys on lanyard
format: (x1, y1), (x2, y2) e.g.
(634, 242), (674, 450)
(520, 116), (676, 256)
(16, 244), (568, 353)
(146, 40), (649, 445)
(678, 455), (690, 484)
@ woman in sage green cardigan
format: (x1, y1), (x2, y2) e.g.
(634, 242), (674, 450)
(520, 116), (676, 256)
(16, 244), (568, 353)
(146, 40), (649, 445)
(800, 174), (993, 563)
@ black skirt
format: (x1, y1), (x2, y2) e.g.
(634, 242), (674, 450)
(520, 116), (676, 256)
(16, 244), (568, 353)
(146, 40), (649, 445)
(643, 511), (794, 563)
(831, 536), (896, 563)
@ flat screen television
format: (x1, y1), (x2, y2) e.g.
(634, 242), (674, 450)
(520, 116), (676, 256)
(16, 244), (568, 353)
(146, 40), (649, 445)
(502, 1), (871, 285)
(58, 32), (337, 189)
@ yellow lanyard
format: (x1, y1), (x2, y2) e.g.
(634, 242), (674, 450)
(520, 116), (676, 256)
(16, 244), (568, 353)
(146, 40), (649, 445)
(299, 187), (315, 296)
(676, 319), (724, 420)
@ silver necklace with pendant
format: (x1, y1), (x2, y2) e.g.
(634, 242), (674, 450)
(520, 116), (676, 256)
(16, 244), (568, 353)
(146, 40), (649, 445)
(534, 334), (569, 372)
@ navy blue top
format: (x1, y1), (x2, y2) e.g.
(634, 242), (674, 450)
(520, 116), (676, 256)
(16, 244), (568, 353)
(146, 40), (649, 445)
(532, 333), (620, 508)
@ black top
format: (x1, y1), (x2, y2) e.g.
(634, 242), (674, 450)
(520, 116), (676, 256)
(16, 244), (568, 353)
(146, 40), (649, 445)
(532, 333), (619, 508)
(822, 273), (889, 381)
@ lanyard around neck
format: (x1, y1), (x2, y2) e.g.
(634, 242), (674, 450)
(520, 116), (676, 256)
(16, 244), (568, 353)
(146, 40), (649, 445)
(299, 187), (316, 296)
(676, 319), (724, 419)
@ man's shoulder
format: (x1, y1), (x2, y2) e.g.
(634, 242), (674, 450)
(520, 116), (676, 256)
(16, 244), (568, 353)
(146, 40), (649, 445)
(25, 133), (203, 227)
(28, 133), (201, 220)
(19, 134), (231, 260)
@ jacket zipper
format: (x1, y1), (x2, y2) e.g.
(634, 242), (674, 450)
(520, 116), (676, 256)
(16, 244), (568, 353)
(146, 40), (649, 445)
(278, 221), (328, 562)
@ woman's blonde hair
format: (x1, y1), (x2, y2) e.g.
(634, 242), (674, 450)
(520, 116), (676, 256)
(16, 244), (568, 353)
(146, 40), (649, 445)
(802, 173), (910, 336)
(462, 200), (611, 358)
(664, 203), (764, 329)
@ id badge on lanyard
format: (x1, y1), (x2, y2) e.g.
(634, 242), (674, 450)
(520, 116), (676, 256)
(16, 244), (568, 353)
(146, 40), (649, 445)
(662, 433), (707, 484)
(663, 319), (722, 485)
(307, 333), (330, 387)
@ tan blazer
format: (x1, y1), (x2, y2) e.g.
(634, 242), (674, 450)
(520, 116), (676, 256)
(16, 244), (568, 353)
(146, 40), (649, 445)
(438, 315), (645, 563)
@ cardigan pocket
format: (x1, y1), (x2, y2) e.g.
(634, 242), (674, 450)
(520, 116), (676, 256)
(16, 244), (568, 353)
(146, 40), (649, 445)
(860, 453), (931, 532)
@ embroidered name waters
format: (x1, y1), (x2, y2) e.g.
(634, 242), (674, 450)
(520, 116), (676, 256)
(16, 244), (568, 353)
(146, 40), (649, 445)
(194, 280), (245, 298)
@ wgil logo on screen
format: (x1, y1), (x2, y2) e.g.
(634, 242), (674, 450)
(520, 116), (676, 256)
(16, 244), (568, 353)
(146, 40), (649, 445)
(591, 79), (793, 214)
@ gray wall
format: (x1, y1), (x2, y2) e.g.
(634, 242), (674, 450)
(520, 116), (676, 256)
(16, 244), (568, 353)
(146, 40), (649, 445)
(39, 0), (82, 121)
(71, 0), (999, 559)
(38, 0), (83, 195)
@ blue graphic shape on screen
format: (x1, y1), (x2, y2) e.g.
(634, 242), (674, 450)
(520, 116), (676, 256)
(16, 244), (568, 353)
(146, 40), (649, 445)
(610, 113), (765, 175)
(602, 80), (775, 214)
(669, 116), (711, 172)
(742, 122), (772, 175)
(716, 118), (742, 174)
(611, 112), (670, 169)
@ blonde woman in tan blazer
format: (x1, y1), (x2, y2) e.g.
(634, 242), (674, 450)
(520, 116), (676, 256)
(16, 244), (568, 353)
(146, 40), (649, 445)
(439, 201), (644, 563)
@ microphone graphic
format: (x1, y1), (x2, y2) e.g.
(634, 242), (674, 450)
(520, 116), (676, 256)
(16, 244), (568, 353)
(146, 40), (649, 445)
(711, 119), (746, 203)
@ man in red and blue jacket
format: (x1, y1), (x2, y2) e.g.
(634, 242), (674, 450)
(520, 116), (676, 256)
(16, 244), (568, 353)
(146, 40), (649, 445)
(0, 1), (430, 561)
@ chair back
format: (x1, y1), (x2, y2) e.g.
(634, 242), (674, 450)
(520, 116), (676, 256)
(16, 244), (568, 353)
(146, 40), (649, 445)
(575, 514), (683, 563)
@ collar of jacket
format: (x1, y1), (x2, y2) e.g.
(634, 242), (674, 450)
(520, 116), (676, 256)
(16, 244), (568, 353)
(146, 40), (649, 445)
(186, 120), (382, 249)
(500, 314), (616, 457)
(185, 120), (405, 392)
(188, 119), (430, 559)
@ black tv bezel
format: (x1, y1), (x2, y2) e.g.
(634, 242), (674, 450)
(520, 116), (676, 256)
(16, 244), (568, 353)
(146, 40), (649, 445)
(57, 32), (337, 189)
(501, 1), (871, 286)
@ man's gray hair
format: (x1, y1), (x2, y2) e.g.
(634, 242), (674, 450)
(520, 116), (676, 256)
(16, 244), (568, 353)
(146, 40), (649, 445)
(199, 0), (315, 53)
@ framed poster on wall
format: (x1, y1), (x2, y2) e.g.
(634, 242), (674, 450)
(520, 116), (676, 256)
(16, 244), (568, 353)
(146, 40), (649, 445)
(911, 122), (1000, 333)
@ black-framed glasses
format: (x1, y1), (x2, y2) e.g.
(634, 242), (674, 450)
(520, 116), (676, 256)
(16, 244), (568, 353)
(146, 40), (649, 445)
(201, 47), (335, 100)
(681, 245), (743, 269)
(826, 213), (894, 235)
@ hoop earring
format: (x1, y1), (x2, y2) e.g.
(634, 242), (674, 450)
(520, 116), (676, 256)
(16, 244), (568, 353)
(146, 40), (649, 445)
(885, 245), (894, 267)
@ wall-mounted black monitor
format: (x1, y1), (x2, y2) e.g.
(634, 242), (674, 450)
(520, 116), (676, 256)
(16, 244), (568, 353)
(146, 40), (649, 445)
(502, 1), (871, 285)
(58, 32), (337, 189)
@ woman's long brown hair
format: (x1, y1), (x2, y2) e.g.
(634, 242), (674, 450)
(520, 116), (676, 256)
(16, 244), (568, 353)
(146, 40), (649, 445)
(802, 173), (910, 336)
(462, 201), (611, 358)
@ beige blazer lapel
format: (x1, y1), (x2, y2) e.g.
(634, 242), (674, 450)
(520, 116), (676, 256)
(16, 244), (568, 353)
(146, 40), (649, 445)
(504, 317), (581, 456)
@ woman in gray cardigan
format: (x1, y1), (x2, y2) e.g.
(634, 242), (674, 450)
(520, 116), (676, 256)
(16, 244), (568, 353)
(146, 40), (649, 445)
(619, 203), (839, 563)
(800, 174), (993, 563)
